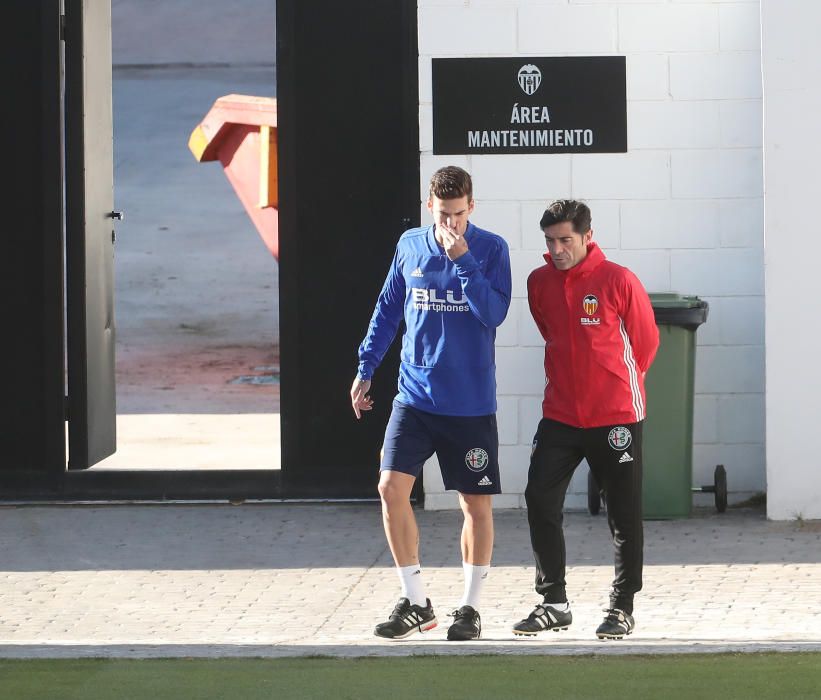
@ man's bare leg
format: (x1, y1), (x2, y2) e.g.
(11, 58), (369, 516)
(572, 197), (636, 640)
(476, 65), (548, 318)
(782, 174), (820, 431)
(374, 470), (437, 638)
(447, 492), (493, 640)
(377, 470), (419, 566)
(459, 492), (494, 565)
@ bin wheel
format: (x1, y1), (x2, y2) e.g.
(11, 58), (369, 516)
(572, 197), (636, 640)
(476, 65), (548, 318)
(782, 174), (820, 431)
(714, 464), (727, 513)
(587, 470), (601, 515)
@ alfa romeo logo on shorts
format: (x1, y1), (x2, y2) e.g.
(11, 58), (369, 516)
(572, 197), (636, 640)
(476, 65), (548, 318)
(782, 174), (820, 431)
(608, 427), (632, 450)
(465, 448), (489, 472)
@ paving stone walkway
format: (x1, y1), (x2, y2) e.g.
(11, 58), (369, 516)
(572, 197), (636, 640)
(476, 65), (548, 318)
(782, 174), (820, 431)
(0, 503), (818, 658)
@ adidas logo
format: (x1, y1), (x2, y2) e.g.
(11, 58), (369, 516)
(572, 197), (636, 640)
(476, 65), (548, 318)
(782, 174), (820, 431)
(411, 267), (424, 277)
(403, 611), (424, 628)
(619, 452), (633, 463)
(478, 476), (493, 486)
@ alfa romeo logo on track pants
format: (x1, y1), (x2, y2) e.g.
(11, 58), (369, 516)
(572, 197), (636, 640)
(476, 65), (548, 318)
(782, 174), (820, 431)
(607, 427), (632, 450)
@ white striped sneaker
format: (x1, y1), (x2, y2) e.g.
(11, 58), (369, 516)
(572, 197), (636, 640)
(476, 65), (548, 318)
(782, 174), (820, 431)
(595, 608), (634, 639)
(512, 602), (572, 636)
(374, 597), (438, 640)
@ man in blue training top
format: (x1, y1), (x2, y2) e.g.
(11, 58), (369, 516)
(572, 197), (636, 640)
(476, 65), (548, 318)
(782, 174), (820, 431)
(350, 166), (512, 641)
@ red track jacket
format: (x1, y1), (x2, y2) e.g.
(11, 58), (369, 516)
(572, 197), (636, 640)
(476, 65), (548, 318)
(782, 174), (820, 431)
(527, 243), (659, 428)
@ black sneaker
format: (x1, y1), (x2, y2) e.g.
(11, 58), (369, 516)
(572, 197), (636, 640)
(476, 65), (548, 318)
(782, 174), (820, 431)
(512, 602), (572, 636)
(447, 605), (481, 641)
(374, 597), (437, 640)
(595, 608), (635, 640)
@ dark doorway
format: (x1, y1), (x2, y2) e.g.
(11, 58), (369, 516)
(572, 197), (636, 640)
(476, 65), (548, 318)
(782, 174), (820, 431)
(96, 3), (280, 473)
(1, 0), (419, 500)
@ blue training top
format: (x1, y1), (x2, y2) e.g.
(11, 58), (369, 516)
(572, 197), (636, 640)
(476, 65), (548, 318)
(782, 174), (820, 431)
(357, 222), (512, 416)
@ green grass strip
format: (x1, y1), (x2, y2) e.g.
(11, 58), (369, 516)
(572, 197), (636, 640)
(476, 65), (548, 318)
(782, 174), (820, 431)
(0, 653), (819, 700)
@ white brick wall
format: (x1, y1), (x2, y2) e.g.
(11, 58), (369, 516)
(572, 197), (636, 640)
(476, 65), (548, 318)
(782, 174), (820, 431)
(621, 200), (720, 249)
(626, 54), (670, 101)
(762, 0), (821, 519)
(619, 5), (719, 53)
(671, 150), (763, 199)
(670, 53), (762, 100)
(519, 6), (617, 53)
(573, 152), (671, 199)
(719, 4), (761, 51)
(628, 101), (721, 150)
(418, 0), (765, 512)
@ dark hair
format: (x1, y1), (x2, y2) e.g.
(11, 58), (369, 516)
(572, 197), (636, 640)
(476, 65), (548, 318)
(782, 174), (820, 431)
(429, 166), (473, 202)
(539, 199), (591, 233)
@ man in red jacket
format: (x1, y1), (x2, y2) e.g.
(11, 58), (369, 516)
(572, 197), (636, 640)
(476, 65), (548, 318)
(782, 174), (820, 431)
(511, 200), (659, 640)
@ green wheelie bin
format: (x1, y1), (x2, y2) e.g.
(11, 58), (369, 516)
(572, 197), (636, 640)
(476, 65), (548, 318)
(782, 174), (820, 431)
(642, 293), (709, 519)
(587, 293), (721, 519)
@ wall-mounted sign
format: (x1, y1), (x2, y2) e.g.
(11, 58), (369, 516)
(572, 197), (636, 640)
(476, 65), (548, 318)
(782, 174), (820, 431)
(432, 57), (626, 155)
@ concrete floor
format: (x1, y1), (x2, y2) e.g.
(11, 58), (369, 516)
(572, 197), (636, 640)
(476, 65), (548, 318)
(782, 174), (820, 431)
(0, 504), (818, 657)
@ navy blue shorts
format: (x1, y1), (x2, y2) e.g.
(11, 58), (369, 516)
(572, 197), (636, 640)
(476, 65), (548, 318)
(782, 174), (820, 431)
(380, 400), (501, 494)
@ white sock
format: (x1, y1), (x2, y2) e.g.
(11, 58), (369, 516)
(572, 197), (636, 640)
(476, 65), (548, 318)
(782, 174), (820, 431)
(545, 601), (570, 611)
(397, 564), (427, 607)
(459, 562), (490, 609)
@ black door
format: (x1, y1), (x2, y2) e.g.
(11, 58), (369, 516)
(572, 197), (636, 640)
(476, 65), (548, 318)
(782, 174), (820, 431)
(64, 0), (118, 469)
(1, 1), (66, 481)
(277, 0), (420, 497)
(0, 0), (117, 486)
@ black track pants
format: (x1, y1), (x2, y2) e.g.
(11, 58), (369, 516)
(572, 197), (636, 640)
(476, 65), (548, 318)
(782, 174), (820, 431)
(524, 418), (644, 614)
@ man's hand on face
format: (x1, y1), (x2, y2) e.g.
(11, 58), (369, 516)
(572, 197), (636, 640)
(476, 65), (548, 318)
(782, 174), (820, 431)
(350, 377), (373, 419)
(439, 218), (469, 261)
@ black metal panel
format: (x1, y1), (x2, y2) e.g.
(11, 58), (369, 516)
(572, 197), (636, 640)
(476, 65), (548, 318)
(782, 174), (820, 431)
(277, 0), (420, 496)
(0, 2), (66, 476)
(65, 0), (117, 469)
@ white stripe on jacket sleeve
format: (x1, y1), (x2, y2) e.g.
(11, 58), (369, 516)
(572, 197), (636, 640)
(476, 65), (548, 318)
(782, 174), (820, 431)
(618, 317), (645, 421)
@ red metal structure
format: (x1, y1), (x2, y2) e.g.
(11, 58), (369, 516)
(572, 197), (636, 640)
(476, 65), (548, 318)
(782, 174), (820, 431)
(189, 95), (278, 259)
